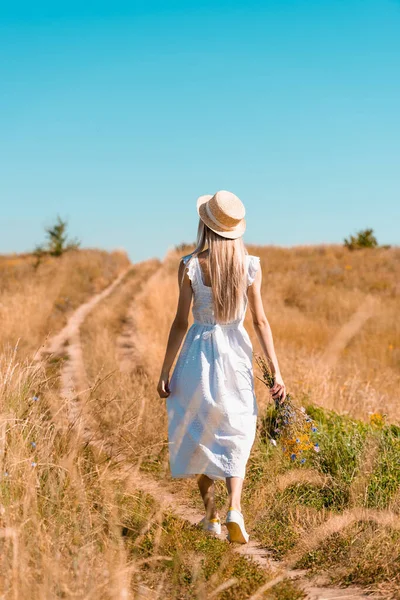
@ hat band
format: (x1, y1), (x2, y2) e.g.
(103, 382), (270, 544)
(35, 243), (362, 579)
(205, 202), (238, 232)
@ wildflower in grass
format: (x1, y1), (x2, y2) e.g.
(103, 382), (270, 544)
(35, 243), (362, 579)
(31, 462), (37, 467)
(4, 471), (9, 477)
(301, 458), (306, 464)
(31, 441), (36, 448)
(314, 443), (320, 453)
(32, 395), (39, 402)
(369, 412), (386, 428)
(254, 353), (319, 463)
(270, 439), (277, 446)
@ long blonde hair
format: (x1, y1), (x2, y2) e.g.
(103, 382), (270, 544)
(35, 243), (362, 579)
(189, 219), (248, 323)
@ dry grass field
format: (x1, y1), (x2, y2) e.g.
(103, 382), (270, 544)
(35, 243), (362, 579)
(0, 244), (399, 599)
(135, 244), (400, 423)
(0, 249), (130, 357)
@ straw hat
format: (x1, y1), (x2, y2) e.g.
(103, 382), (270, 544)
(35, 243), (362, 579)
(196, 190), (246, 239)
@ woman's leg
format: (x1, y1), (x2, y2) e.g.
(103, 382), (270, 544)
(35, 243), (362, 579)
(197, 474), (219, 519)
(225, 477), (244, 512)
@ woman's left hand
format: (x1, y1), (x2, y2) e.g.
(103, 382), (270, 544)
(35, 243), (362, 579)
(157, 374), (171, 398)
(270, 374), (286, 404)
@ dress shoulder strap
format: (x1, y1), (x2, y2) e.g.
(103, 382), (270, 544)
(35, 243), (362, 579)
(246, 255), (261, 286)
(181, 253), (198, 286)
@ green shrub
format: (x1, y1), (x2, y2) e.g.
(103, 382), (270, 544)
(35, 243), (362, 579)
(344, 228), (378, 250)
(34, 215), (80, 263)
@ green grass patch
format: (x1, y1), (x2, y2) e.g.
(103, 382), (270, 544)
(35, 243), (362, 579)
(119, 490), (305, 599)
(243, 403), (400, 591)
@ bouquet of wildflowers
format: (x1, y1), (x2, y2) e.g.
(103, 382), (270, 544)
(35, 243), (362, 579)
(254, 353), (320, 463)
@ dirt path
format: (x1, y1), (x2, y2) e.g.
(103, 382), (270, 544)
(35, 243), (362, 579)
(36, 265), (135, 433)
(40, 261), (382, 600)
(320, 295), (379, 370)
(116, 286), (144, 372)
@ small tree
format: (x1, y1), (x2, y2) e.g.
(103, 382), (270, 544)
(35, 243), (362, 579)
(344, 228), (378, 251)
(44, 215), (80, 256)
(33, 215), (80, 267)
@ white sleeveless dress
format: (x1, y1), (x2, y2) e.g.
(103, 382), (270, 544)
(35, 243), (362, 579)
(166, 253), (261, 480)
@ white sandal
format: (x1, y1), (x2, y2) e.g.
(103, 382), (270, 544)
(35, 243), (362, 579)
(225, 507), (249, 544)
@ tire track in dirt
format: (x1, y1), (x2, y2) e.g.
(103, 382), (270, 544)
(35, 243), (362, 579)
(320, 295), (379, 370)
(36, 265), (137, 434)
(116, 288), (143, 372)
(39, 260), (382, 600)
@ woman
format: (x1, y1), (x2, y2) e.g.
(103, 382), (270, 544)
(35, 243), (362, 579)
(157, 190), (286, 544)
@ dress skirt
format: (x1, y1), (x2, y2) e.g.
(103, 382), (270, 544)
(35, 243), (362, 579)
(166, 317), (258, 480)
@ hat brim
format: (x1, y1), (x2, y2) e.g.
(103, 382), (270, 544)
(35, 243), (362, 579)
(196, 194), (246, 240)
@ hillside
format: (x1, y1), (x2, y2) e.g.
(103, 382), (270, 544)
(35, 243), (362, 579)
(0, 245), (399, 599)
(0, 249), (130, 357)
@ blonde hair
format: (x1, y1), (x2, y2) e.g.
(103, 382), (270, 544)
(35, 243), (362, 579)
(188, 219), (248, 323)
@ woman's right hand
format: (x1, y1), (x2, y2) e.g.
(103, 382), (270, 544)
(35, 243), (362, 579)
(157, 374), (171, 398)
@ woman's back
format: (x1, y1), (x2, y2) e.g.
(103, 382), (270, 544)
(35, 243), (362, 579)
(183, 252), (260, 326)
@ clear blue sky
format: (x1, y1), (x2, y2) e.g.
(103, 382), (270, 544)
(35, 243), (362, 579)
(1, 0), (399, 262)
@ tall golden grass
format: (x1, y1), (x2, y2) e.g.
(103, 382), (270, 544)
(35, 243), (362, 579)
(0, 249), (137, 597)
(0, 348), (151, 598)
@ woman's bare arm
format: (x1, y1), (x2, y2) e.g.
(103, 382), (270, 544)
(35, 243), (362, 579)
(247, 263), (286, 401)
(157, 259), (193, 398)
